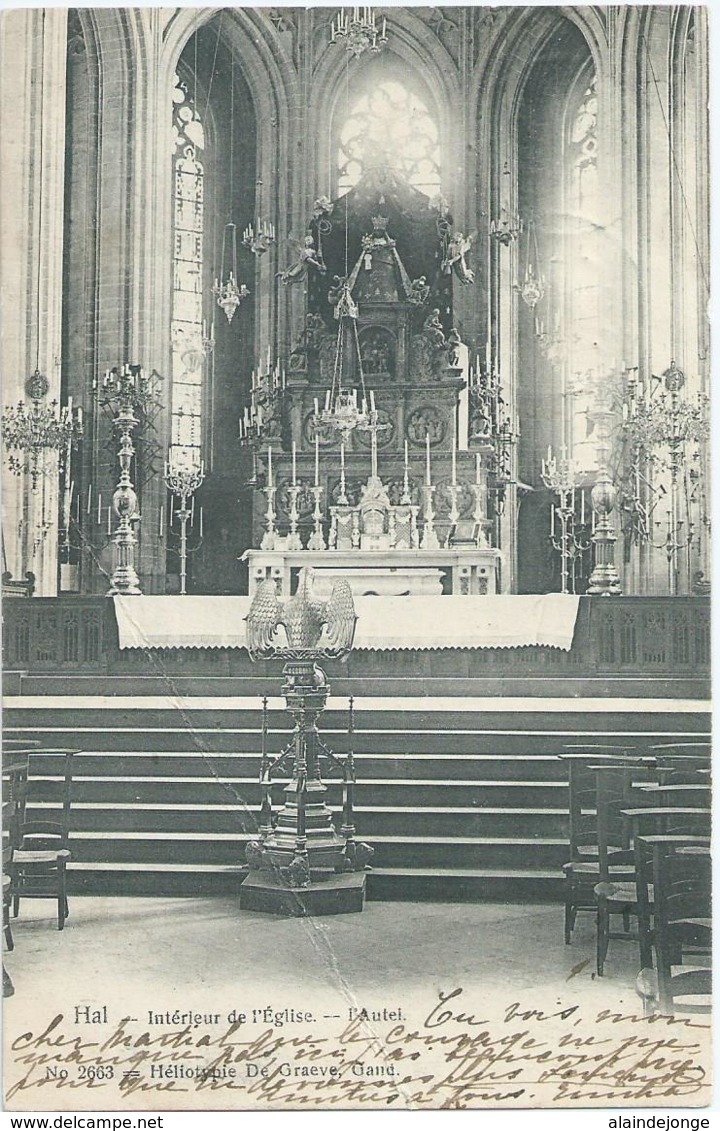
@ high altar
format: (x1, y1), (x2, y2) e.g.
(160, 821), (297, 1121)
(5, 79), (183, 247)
(241, 198), (503, 596)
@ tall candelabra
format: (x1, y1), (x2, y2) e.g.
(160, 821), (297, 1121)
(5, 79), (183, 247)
(104, 364), (154, 596)
(164, 449), (205, 595)
(541, 446), (582, 595)
(1, 371), (83, 492)
(622, 360), (710, 595)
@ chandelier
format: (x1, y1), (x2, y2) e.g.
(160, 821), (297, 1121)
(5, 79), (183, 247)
(242, 217), (276, 257)
(213, 223), (250, 324)
(331, 7), (388, 56)
(1, 370), (83, 491)
(316, 280), (369, 442)
(516, 217), (545, 309)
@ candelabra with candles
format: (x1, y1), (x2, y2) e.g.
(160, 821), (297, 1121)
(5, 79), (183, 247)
(541, 446), (583, 595)
(1, 371), (83, 492)
(213, 223), (250, 324)
(102, 364), (158, 596)
(242, 218), (276, 257)
(330, 6), (387, 55)
(239, 356), (286, 446)
(469, 353), (517, 521)
(163, 447), (205, 596)
(621, 360), (710, 594)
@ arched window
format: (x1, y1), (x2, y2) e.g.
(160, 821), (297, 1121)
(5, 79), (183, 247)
(170, 71), (205, 468)
(565, 69), (601, 466)
(337, 80), (441, 196)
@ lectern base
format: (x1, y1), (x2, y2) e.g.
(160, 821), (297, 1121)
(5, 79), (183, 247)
(239, 870), (366, 917)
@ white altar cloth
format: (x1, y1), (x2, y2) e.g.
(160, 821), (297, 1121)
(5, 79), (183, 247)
(114, 594), (580, 652)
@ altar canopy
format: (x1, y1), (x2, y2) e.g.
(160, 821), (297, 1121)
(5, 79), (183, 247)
(113, 594), (580, 652)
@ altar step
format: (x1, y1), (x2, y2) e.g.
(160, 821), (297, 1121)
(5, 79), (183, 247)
(4, 694), (710, 903)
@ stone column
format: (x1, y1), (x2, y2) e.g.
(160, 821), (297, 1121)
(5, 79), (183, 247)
(0, 8), (68, 594)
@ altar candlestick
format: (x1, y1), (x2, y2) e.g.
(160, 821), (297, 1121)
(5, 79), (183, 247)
(292, 441), (297, 486)
(475, 452), (481, 485)
(425, 433), (431, 486)
(267, 446), (273, 486)
(314, 434), (319, 486)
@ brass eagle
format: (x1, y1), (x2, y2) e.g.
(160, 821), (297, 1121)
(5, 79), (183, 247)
(245, 566), (357, 661)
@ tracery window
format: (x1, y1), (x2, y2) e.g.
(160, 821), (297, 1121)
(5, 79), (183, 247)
(337, 80), (441, 197)
(565, 70), (601, 464)
(170, 72), (206, 469)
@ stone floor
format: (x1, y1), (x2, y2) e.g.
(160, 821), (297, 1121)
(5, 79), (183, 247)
(5, 895), (640, 1017)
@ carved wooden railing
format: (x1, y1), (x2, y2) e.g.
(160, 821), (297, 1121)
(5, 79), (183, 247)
(1, 595), (710, 678)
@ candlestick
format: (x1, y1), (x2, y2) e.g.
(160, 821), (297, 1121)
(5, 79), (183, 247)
(404, 440), (409, 472)
(451, 428), (457, 486)
(267, 445), (273, 486)
(315, 434), (319, 486)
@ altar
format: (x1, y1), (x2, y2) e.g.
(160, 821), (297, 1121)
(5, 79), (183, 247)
(242, 547), (501, 597)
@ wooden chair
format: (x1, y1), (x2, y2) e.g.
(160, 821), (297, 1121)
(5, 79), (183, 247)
(596, 804), (711, 975)
(8, 750), (74, 930)
(636, 843), (711, 1017)
(560, 755), (650, 945)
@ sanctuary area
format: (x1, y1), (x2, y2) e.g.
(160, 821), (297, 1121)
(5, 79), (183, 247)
(0, 5), (711, 1070)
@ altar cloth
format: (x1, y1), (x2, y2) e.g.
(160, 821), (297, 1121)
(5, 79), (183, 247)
(113, 594), (580, 652)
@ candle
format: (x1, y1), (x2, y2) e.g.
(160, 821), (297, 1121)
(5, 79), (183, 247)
(87, 484), (92, 515)
(199, 507), (203, 539)
(159, 504), (164, 537)
(107, 506), (112, 536)
(292, 441), (297, 486)
(267, 446), (273, 486)
(451, 427), (457, 485)
(370, 390), (376, 412)
(170, 494), (174, 524)
(485, 338), (491, 371)
(340, 442), (345, 474)
(404, 440), (409, 470)
(475, 453), (481, 484)
(315, 434), (319, 486)
(580, 489), (586, 525)
(314, 397), (319, 417)
(97, 493), (102, 526)
(551, 504), (555, 537)
(425, 433), (431, 486)
(191, 495), (195, 525)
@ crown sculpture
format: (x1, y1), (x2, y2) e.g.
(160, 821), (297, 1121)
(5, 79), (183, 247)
(241, 567), (373, 914)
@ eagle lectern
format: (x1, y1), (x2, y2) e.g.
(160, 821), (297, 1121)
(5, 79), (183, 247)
(240, 566), (373, 915)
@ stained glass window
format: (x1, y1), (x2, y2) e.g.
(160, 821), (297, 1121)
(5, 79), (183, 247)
(171, 73), (205, 469)
(337, 80), (441, 197)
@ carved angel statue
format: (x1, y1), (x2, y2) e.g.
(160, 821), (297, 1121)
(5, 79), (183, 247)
(409, 275), (430, 306)
(245, 566), (357, 660)
(276, 235), (326, 285)
(422, 308), (446, 349)
(442, 230), (476, 285)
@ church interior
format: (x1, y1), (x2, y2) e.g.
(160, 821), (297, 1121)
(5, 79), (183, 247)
(0, 4), (711, 1089)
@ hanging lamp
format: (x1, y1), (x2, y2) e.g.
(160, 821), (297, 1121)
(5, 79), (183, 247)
(212, 52), (250, 323)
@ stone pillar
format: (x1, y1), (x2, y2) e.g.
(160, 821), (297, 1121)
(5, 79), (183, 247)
(0, 9), (68, 594)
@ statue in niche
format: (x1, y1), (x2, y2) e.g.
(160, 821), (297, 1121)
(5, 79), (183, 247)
(359, 327), (395, 377)
(289, 313), (325, 371)
(276, 235), (326, 285)
(441, 231), (476, 285)
(410, 309), (450, 382)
